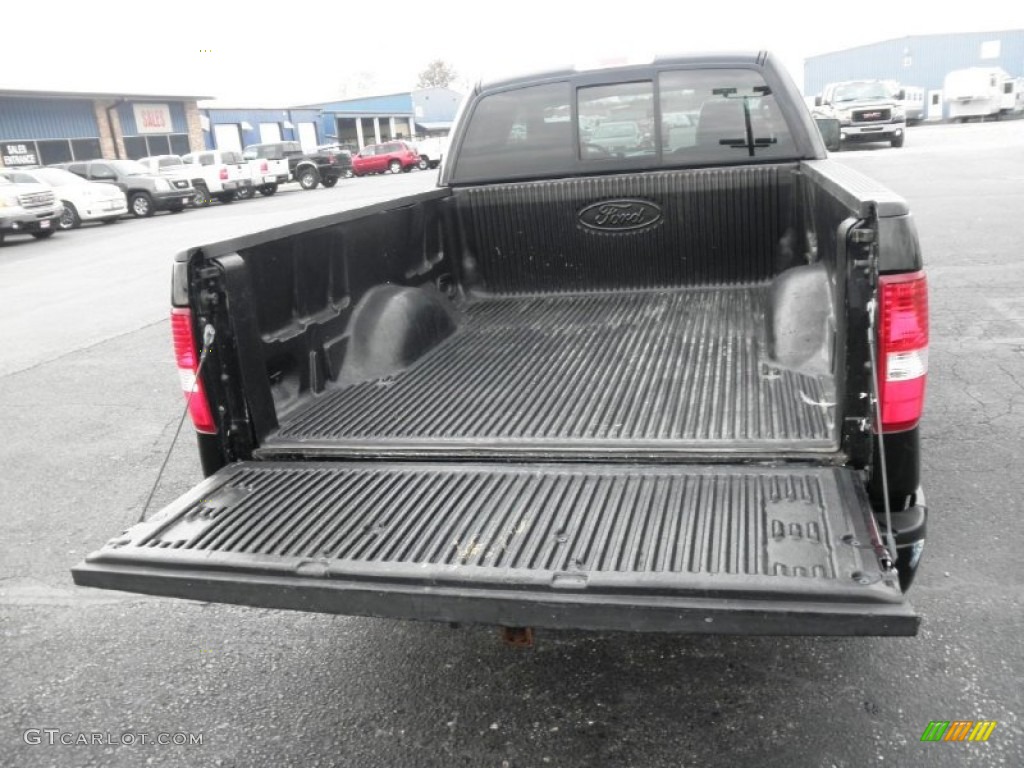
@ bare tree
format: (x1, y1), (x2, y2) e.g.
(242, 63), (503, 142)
(417, 60), (457, 89)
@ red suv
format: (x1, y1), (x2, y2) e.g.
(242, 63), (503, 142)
(352, 141), (421, 176)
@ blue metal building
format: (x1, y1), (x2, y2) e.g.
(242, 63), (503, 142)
(198, 89), (465, 153)
(412, 87), (464, 135)
(199, 108), (323, 152)
(297, 88), (464, 150)
(297, 92), (417, 150)
(1, 89), (209, 167)
(805, 30), (1024, 101)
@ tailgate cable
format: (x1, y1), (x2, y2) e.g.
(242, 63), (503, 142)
(138, 324), (216, 523)
(866, 298), (898, 569)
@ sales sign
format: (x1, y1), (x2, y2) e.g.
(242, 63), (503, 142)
(1, 143), (39, 167)
(132, 103), (173, 134)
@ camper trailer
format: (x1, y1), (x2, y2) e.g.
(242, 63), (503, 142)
(944, 67), (1012, 121)
(1000, 77), (1024, 117)
(898, 85), (926, 123)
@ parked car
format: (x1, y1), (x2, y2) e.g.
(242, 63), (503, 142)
(412, 136), (448, 169)
(812, 80), (906, 149)
(75, 53), (930, 639)
(352, 140), (422, 175)
(136, 156), (196, 193)
(54, 160), (192, 217)
(243, 141), (353, 190)
(6, 167), (127, 229)
(241, 145), (290, 196)
(587, 120), (645, 155)
(180, 150), (252, 206)
(0, 170), (63, 244)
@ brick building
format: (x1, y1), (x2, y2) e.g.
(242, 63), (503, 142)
(0, 89), (210, 167)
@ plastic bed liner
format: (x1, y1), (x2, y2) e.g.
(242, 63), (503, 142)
(73, 461), (917, 635)
(262, 285), (836, 457)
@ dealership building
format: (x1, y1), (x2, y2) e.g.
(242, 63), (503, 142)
(0, 89), (209, 168)
(0, 85), (465, 166)
(200, 87), (464, 153)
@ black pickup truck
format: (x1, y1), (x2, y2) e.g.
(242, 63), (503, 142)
(75, 53), (929, 637)
(242, 141), (353, 191)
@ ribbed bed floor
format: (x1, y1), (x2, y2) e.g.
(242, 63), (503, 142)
(268, 286), (835, 452)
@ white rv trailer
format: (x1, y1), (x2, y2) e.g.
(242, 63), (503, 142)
(944, 67), (1013, 121)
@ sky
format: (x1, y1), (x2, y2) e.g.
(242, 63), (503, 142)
(1, 1), (1022, 105)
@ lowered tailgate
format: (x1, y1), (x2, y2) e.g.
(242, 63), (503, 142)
(73, 462), (917, 636)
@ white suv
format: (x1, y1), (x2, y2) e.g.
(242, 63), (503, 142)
(12, 167), (127, 229)
(0, 171), (63, 244)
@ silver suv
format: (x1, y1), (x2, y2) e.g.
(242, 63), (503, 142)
(0, 170), (63, 245)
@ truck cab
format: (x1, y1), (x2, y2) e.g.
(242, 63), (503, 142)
(814, 80), (906, 148)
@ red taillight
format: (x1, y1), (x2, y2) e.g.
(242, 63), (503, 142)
(171, 308), (217, 434)
(260, 160), (268, 173)
(219, 167), (228, 180)
(878, 271), (928, 432)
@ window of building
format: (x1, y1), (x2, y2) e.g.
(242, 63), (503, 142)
(123, 133), (190, 159)
(980, 40), (1001, 59)
(170, 135), (191, 155)
(0, 138), (104, 168)
(37, 140), (74, 165)
(71, 139), (102, 160)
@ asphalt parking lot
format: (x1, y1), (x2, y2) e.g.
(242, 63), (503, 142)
(2, 124), (1022, 767)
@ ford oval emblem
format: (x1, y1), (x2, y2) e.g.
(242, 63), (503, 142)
(578, 199), (663, 233)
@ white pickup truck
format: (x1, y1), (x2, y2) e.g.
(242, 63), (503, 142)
(180, 150), (253, 206)
(412, 135), (448, 169)
(242, 145), (290, 196)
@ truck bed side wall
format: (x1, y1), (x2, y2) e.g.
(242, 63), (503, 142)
(203, 164), (874, 463)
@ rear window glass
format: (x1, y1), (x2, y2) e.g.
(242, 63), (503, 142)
(221, 152), (244, 164)
(451, 69), (798, 183)
(657, 69), (796, 163)
(453, 82), (572, 183)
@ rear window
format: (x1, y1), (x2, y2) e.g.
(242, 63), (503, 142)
(451, 69), (798, 183)
(221, 152), (244, 164)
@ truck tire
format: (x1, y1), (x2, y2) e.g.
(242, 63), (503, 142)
(59, 202), (81, 230)
(258, 184), (278, 196)
(890, 134), (905, 148)
(192, 183), (211, 208)
(216, 192), (236, 204)
(130, 192), (155, 218)
(417, 156), (429, 170)
(235, 185), (254, 200)
(388, 160), (402, 174)
(321, 176), (338, 188)
(298, 168), (319, 190)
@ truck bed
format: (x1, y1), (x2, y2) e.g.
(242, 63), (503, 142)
(261, 284), (836, 457)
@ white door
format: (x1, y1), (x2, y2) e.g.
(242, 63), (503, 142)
(213, 123), (242, 152)
(926, 90), (943, 121)
(297, 122), (318, 152)
(259, 122), (282, 143)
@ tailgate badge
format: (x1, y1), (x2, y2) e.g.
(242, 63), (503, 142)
(578, 199), (662, 234)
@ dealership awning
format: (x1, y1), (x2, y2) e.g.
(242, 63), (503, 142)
(415, 121), (452, 132)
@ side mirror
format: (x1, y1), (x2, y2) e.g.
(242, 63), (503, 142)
(814, 95), (823, 107)
(814, 118), (841, 152)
